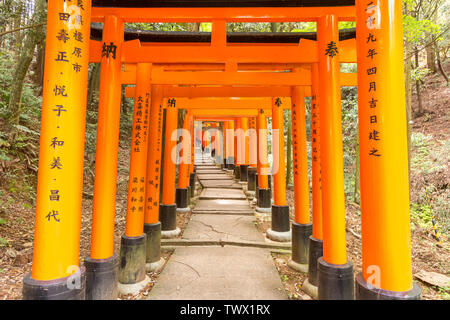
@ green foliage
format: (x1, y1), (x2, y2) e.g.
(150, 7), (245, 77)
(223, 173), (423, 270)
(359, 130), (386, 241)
(411, 202), (434, 228)
(411, 66), (432, 81)
(0, 237), (10, 247)
(0, 218), (7, 225)
(403, 14), (440, 44)
(340, 87), (360, 199)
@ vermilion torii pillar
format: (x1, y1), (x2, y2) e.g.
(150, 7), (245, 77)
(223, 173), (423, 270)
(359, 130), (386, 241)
(303, 63), (324, 296)
(144, 86), (165, 272)
(118, 63), (152, 295)
(160, 98), (181, 238)
(189, 115), (196, 198)
(266, 97), (291, 242)
(176, 111), (192, 213)
(317, 14), (354, 300)
(238, 117), (250, 183)
(256, 109), (271, 213)
(23, 0), (92, 300)
(247, 117), (258, 196)
(233, 118), (241, 180)
(226, 120), (235, 170)
(289, 85), (313, 273)
(85, 14), (124, 300)
(355, 0), (421, 300)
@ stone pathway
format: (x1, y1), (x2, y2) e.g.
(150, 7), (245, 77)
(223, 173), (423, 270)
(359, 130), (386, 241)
(147, 152), (287, 300)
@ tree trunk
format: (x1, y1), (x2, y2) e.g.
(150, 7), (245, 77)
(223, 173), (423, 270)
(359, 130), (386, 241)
(354, 141), (360, 204)
(426, 40), (437, 73)
(436, 47), (449, 85)
(7, 0), (46, 128)
(403, 3), (413, 191)
(187, 23), (200, 32)
(87, 63), (101, 112)
(414, 48), (424, 117)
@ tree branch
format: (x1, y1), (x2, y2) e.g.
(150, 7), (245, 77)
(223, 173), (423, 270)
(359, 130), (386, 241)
(0, 23), (45, 37)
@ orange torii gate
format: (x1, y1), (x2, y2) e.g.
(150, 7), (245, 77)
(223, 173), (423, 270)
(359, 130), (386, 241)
(23, 0), (420, 302)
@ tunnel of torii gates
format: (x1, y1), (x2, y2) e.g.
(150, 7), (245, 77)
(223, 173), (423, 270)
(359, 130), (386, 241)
(22, 0), (421, 301)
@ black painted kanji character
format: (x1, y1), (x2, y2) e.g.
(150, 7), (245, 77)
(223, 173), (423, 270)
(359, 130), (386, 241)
(53, 105), (67, 117)
(102, 42), (117, 59)
(73, 30), (83, 42)
(168, 98), (176, 108)
(367, 67), (377, 75)
(367, 48), (377, 59)
(55, 51), (69, 62)
(325, 41), (339, 58)
(59, 12), (70, 21)
(49, 190), (60, 201)
(56, 29), (70, 43)
(50, 137), (64, 149)
(50, 157), (63, 169)
(72, 47), (82, 58)
(275, 98), (282, 107)
(46, 210), (60, 222)
(369, 98), (378, 108)
(53, 85), (68, 97)
(367, 33), (377, 43)
(369, 148), (381, 157)
(73, 63), (82, 73)
(369, 130), (380, 141)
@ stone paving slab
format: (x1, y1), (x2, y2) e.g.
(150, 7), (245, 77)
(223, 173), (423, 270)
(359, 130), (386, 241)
(195, 170), (227, 174)
(183, 214), (263, 242)
(200, 180), (242, 189)
(197, 174), (233, 180)
(193, 199), (253, 215)
(195, 165), (220, 172)
(199, 188), (246, 200)
(147, 246), (287, 300)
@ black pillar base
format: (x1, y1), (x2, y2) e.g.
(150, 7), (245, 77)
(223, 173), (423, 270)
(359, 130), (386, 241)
(84, 255), (119, 300)
(227, 162), (235, 170)
(144, 222), (161, 264)
(160, 204), (177, 231)
(308, 236), (323, 286)
(271, 205), (290, 232)
(189, 173), (196, 198)
(22, 267), (86, 300)
(318, 257), (354, 300)
(291, 222), (313, 265)
(118, 234), (146, 285)
(257, 188), (271, 208)
(355, 273), (421, 300)
(234, 165), (241, 180)
(240, 165), (249, 182)
(255, 173), (259, 200)
(175, 188), (189, 209)
(247, 167), (257, 191)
